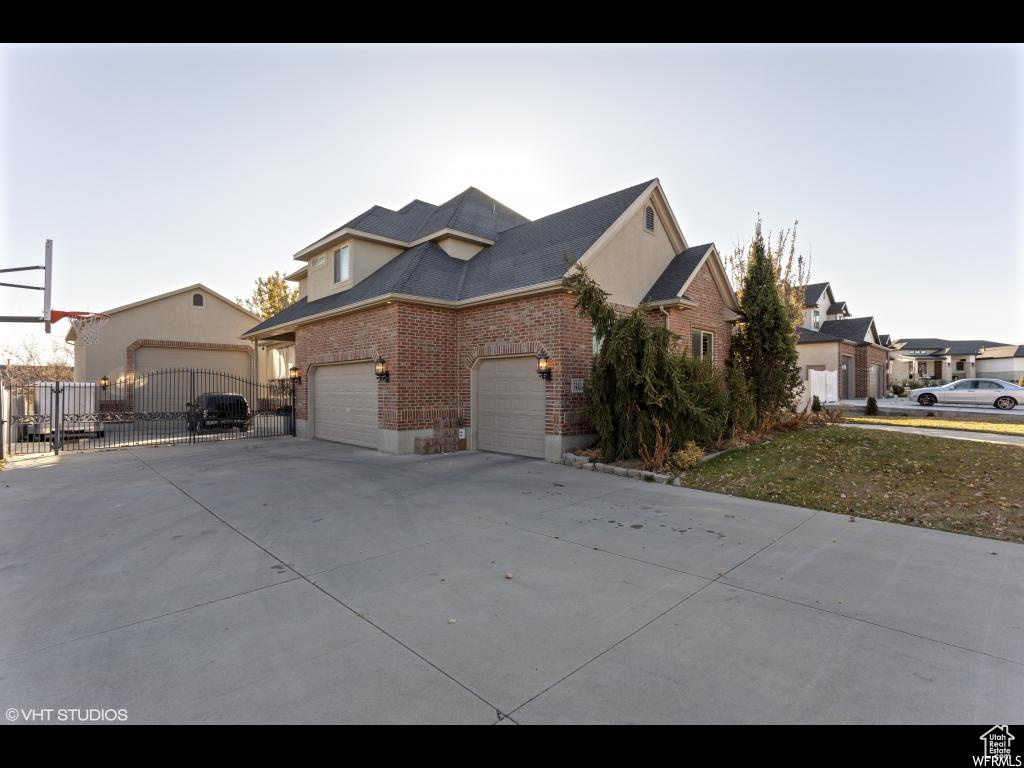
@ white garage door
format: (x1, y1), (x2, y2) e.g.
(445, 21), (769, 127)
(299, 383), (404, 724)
(313, 362), (378, 448)
(476, 357), (545, 458)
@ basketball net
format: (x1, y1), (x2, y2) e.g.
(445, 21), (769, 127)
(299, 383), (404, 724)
(50, 311), (110, 345)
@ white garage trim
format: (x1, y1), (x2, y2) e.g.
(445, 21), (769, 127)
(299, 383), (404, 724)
(310, 361), (379, 449)
(471, 355), (546, 459)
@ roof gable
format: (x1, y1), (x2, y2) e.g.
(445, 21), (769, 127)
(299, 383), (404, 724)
(803, 282), (832, 308)
(644, 244), (712, 302)
(458, 180), (653, 301)
(66, 283), (261, 342)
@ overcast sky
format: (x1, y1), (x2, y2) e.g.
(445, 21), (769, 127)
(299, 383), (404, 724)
(2, 43), (1021, 357)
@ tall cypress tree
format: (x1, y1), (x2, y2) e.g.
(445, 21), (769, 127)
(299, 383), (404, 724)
(563, 261), (725, 461)
(731, 221), (802, 422)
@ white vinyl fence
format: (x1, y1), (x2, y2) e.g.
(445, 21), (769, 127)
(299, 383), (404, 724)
(809, 368), (838, 404)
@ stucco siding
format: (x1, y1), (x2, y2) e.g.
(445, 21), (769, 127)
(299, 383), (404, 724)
(585, 199), (677, 308)
(74, 288), (259, 383)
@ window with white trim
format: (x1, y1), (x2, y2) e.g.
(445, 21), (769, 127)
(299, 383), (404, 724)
(812, 309), (820, 329)
(644, 205), (655, 232)
(334, 245), (350, 283)
(691, 330), (715, 364)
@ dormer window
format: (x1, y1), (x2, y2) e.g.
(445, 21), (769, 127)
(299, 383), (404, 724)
(192, 293), (204, 307)
(334, 245), (350, 283)
(644, 206), (655, 233)
(813, 309), (820, 329)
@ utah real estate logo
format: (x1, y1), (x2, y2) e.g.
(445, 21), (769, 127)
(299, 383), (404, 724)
(975, 726), (1021, 766)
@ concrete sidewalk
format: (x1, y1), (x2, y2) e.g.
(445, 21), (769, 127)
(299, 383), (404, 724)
(841, 422), (1024, 445)
(2, 438), (1021, 723)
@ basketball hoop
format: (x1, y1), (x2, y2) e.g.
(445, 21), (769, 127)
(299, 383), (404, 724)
(50, 310), (110, 345)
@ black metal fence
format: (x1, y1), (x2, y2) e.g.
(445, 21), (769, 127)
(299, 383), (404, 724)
(3, 368), (295, 456)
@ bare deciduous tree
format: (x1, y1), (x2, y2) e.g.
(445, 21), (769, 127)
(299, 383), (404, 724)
(723, 218), (811, 327)
(1, 337), (75, 387)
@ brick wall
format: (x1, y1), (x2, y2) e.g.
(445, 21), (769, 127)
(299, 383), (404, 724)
(395, 304), (459, 429)
(292, 303), (398, 425)
(293, 293), (594, 437)
(291, 268), (736, 441)
(854, 344), (890, 398)
(457, 292), (594, 437)
(663, 263), (732, 369)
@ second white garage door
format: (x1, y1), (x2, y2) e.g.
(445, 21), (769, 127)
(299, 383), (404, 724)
(476, 356), (546, 458)
(313, 362), (379, 448)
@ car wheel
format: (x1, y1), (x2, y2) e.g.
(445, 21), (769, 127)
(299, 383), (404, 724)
(918, 393), (936, 407)
(995, 396), (1017, 410)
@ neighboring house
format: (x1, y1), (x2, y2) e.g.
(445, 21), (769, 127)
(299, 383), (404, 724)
(244, 179), (740, 461)
(69, 284), (274, 386)
(978, 344), (1024, 383)
(795, 282), (890, 401)
(890, 338), (1019, 383)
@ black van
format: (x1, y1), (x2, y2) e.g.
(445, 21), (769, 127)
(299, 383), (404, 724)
(187, 393), (250, 432)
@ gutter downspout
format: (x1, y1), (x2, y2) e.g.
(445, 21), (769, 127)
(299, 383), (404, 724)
(659, 305), (671, 330)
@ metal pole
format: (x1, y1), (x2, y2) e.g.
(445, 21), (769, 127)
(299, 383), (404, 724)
(51, 381), (62, 455)
(43, 240), (52, 333)
(290, 378), (296, 437)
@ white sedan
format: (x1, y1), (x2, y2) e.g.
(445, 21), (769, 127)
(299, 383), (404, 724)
(913, 378), (1022, 410)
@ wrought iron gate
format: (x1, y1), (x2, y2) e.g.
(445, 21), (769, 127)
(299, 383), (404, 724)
(3, 368), (295, 456)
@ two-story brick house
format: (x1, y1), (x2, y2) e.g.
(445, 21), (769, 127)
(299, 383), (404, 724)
(796, 282), (891, 401)
(243, 179), (739, 461)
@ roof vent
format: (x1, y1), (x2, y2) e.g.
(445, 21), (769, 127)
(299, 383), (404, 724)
(644, 205), (655, 232)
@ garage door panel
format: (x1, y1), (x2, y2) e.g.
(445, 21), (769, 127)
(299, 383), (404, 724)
(314, 363), (378, 448)
(134, 347), (252, 413)
(135, 347), (251, 380)
(476, 357), (545, 458)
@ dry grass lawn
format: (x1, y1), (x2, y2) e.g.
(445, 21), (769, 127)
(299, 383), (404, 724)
(845, 415), (1024, 437)
(682, 426), (1024, 543)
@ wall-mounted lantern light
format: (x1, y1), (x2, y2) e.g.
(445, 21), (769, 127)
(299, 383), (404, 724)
(288, 365), (302, 385)
(99, 375), (110, 391)
(536, 351), (552, 381)
(374, 355), (390, 382)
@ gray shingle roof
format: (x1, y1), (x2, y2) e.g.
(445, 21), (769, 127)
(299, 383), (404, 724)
(895, 338), (1011, 355)
(643, 244), (713, 302)
(878, 333), (892, 346)
(412, 187), (530, 241)
(247, 181), (654, 335)
(457, 181), (654, 300)
(296, 188), (530, 252)
(827, 301), (849, 316)
(803, 282), (830, 307)
(796, 326), (846, 344)
(818, 317), (877, 344)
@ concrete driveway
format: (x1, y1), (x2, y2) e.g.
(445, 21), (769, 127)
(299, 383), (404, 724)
(2, 437), (1021, 724)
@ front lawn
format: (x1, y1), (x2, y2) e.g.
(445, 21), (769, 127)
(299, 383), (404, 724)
(845, 415), (1024, 437)
(682, 426), (1024, 542)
